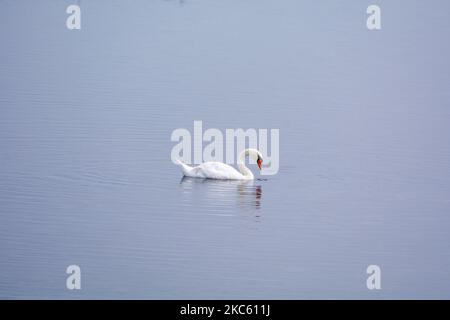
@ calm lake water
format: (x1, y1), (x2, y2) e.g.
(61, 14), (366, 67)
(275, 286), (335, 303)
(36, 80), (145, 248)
(1, 0), (450, 299)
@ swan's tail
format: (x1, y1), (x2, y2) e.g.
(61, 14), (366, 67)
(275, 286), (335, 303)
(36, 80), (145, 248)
(174, 159), (192, 175)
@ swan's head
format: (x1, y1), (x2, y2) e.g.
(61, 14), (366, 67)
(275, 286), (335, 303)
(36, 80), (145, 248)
(239, 148), (264, 171)
(247, 148), (263, 171)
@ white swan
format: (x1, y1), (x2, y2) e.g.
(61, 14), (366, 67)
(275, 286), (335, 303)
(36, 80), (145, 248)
(175, 148), (263, 180)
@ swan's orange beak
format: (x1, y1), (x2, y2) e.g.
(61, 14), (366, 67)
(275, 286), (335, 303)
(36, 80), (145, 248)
(257, 158), (262, 171)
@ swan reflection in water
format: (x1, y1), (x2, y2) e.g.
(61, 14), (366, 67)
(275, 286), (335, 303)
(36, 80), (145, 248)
(179, 177), (263, 213)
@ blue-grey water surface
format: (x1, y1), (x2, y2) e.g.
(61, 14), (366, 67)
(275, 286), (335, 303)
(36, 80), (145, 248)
(1, 0), (450, 299)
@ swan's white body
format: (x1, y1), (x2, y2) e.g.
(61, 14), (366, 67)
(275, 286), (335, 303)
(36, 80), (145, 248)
(175, 149), (263, 180)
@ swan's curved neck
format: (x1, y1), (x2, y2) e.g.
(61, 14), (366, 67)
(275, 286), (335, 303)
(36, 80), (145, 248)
(237, 149), (255, 179)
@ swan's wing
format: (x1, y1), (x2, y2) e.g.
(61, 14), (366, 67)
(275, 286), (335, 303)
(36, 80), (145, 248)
(187, 165), (206, 177)
(197, 162), (244, 180)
